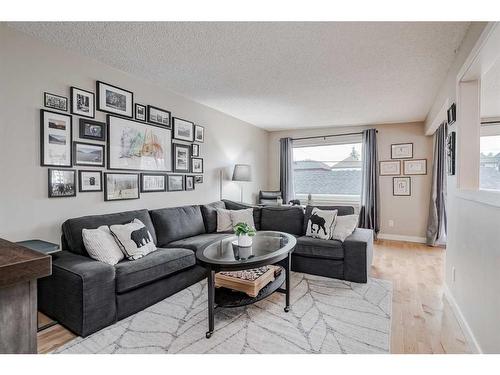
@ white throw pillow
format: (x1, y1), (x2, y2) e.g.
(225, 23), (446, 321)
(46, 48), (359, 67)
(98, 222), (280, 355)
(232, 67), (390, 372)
(110, 219), (157, 260)
(306, 208), (338, 240)
(216, 208), (233, 232)
(82, 225), (124, 265)
(230, 208), (255, 229)
(331, 214), (359, 242)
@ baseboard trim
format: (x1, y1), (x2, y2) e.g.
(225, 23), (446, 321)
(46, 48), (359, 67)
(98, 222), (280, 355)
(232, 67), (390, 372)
(443, 284), (482, 354)
(377, 233), (426, 244)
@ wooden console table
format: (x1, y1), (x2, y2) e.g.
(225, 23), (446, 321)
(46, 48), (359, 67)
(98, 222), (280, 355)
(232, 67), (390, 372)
(0, 238), (51, 353)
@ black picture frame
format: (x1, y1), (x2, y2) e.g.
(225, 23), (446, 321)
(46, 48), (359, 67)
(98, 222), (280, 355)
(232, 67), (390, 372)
(173, 143), (191, 173)
(447, 131), (456, 175)
(44, 92), (68, 112)
(393, 177), (411, 196)
(104, 172), (140, 201)
(73, 141), (105, 167)
(194, 125), (205, 143)
(147, 105), (171, 128)
(135, 103), (147, 122)
(140, 173), (167, 193)
(79, 118), (106, 141)
(447, 103), (456, 125)
(391, 143), (414, 159)
(185, 175), (195, 191)
(40, 109), (73, 167)
(96, 81), (134, 118)
(48, 168), (76, 198)
(173, 117), (194, 142)
(78, 170), (103, 192)
(194, 175), (203, 184)
(70, 86), (95, 119)
(191, 157), (204, 173)
(192, 143), (200, 157)
(167, 174), (185, 192)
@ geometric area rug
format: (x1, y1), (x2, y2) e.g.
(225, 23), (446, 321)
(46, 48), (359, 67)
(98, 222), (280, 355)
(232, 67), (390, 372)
(54, 272), (392, 354)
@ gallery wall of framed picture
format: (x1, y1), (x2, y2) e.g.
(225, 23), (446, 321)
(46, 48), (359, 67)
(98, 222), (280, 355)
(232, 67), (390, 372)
(40, 79), (206, 200)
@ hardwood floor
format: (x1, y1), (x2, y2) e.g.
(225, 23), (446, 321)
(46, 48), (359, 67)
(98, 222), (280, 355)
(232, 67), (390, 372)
(37, 240), (471, 354)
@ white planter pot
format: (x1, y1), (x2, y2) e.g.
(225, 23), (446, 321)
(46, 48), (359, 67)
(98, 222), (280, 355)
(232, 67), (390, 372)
(237, 234), (253, 247)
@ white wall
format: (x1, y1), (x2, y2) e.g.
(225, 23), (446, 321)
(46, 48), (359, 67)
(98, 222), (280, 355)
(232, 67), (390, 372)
(0, 25), (269, 244)
(268, 122), (433, 241)
(426, 22), (500, 353)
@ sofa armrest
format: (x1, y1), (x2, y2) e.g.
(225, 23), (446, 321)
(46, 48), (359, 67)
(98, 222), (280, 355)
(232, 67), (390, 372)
(38, 251), (116, 337)
(342, 228), (374, 283)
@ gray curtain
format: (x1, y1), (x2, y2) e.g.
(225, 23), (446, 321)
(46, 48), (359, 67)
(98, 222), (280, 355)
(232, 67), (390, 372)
(279, 137), (295, 203)
(359, 129), (380, 233)
(426, 122), (448, 245)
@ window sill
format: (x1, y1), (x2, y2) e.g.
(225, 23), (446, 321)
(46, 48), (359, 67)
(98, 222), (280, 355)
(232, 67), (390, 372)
(455, 189), (500, 208)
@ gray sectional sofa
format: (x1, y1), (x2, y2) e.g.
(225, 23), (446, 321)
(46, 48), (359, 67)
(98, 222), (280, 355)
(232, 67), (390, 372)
(38, 200), (373, 337)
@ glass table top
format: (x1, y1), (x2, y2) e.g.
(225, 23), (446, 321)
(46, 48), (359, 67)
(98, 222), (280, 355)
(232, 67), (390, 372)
(197, 231), (296, 266)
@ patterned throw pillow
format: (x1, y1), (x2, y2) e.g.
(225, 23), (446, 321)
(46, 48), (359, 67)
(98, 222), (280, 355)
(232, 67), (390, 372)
(305, 208), (338, 240)
(82, 225), (124, 265)
(110, 219), (157, 260)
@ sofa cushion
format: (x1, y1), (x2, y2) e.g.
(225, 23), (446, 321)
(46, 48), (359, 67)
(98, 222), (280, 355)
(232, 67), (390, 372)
(223, 200), (261, 230)
(150, 205), (206, 247)
(201, 201), (226, 233)
(260, 206), (304, 235)
(167, 233), (232, 252)
(294, 236), (344, 260)
(114, 248), (195, 293)
(62, 209), (157, 257)
(303, 205), (355, 234)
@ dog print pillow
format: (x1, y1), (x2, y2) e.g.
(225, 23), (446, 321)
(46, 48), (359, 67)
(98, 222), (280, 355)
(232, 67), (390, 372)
(306, 208), (338, 240)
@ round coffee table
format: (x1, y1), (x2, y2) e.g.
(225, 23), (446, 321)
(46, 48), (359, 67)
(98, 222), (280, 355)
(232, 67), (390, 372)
(196, 231), (296, 338)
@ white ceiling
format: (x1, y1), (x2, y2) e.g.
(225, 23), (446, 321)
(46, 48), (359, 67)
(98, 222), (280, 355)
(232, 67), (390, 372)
(481, 55), (500, 120)
(10, 22), (470, 131)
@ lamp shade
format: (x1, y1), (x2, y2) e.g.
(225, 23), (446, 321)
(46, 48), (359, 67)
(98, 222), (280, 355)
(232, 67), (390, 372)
(232, 164), (252, 182)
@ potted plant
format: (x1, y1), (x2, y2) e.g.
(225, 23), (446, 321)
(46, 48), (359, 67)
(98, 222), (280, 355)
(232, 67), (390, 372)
(233, 222), (256, 247)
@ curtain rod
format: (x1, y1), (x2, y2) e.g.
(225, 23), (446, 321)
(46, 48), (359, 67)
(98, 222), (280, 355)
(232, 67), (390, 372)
(290, 129), (377, 142)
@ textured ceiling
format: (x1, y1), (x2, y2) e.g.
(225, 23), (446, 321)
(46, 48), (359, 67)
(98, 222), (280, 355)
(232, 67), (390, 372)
(9, 22), (470, 130)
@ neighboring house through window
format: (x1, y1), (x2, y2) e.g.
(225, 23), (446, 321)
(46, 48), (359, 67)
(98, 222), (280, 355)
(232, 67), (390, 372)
(292, 137), (363, 204)
(480, 122), (500, 191)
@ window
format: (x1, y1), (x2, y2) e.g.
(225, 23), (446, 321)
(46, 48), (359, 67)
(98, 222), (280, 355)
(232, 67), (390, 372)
(292, 140), (363, 201)
(480, 123), (500, 191)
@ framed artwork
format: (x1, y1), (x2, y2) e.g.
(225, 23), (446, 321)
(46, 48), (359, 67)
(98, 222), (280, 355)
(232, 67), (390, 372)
(167, 174), (185, 191)
(379, 160), (400, 176)
(173, 117), (194, 141)
(403, 159), (427, 175)
(73, 141), (105, 167)
(78, 170), (103, 192)
(173, 143), (191, 173)
(185, 175), (195, 191)
(194, 175), (203, 184)
(147, 105), (171, 128)
(107, 115), (172, 172)
(391, 143), (413, 159)
(79, 118), (105, 141)
(96, 81), (133, 118)
(447, 131), (456, 175)
(44, 92), (68, 112)
(71, 87), (95, 118)
(141, 173), (166, 193)
(447, 103), (456, 125)
(191, 157), (204, 173)
(135, 103), (147, 122)
(194, 125), (205, 143)
(192, 143), (200, 157)
(104, 172), (140, 201)
(48, 168), (76, 198)
(40, 109), (73, 167)
(393, 177), (411, 196)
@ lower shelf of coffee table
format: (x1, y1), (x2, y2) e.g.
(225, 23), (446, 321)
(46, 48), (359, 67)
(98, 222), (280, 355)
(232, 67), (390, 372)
(214, 267), (285, 308)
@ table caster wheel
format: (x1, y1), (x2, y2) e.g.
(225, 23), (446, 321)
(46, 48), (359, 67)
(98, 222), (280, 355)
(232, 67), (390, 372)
(284, 306), (290, 313)
(206, 331), (213, 339)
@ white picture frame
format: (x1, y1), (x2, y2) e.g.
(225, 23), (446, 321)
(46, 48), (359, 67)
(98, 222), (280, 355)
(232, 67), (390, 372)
(379, 160), (401, 176)
(403, 159), (427, 175)
(391, 143), (413, 159)
(393, 177), (411, 196)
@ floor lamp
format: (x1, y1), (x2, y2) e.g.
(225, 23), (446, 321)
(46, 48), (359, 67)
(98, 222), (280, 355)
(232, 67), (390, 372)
(232, 164), (252, 202)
